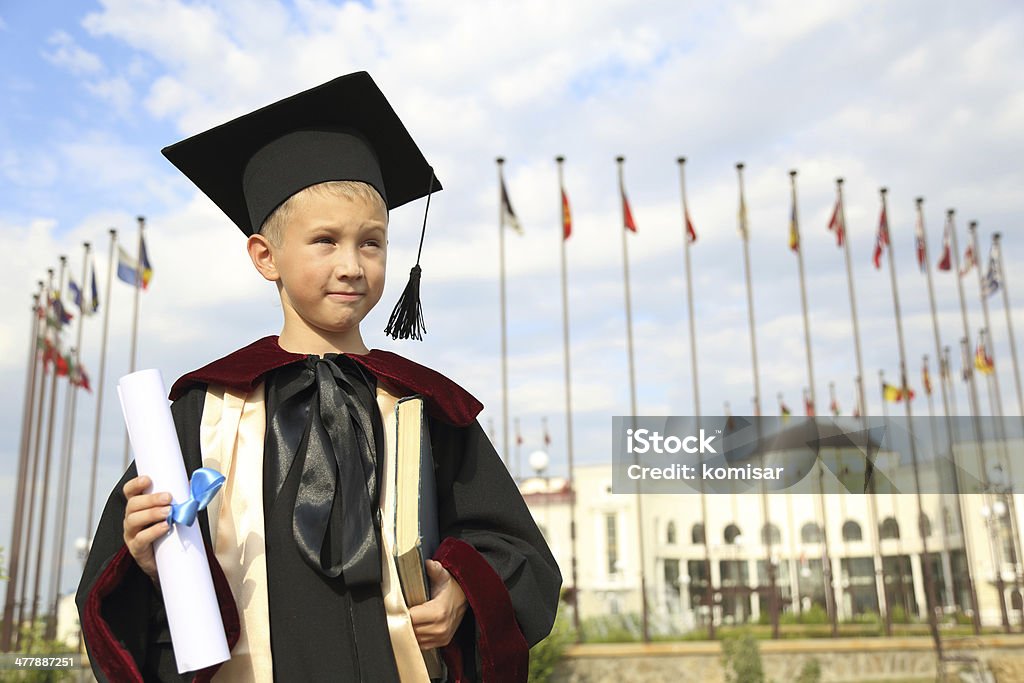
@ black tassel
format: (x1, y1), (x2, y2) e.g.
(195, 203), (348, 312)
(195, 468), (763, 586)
(384, 264), (425, 340)
(384, 167), (434, 341)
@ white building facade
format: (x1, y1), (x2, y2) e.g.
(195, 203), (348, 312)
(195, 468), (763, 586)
(523, 458), (1024, 632)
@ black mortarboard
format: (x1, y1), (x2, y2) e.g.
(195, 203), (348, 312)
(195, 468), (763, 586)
(161, 71), (440, 340)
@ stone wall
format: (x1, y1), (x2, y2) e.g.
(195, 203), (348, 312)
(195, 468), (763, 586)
(553, 636), (1024, 683)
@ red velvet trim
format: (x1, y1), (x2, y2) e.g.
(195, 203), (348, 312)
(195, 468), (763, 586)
(168, 336), (483, 426)
(434, 537), (528, 683)
(441, 639), (466, 683)
(82, 542), (240, 682)
(169, 336), (304, 400)
(348, 349), (482, 427)
(82, 546), (143, 682)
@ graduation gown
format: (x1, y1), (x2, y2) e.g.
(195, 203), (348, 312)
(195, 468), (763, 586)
(76, 336), (561, 682)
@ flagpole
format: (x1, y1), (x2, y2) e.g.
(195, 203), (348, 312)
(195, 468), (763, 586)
(791, 171), (835, 634)
(87, 228), (117, 537)
(785, 167), (831, 637)
(16, 270), (54, 650)
(862, 372), (890, 634)
(949, 211), (1011, 628)
(877, 371), (913, 622)
(992, 233), (1024, 418)
(737, 162), (783, 635)
(616, 155), (650, 643)
(677, 157), (715, 639)
(943, 347), (959, 416)
(916, 198), (981, 633)
(836, 179), (869, 417)
(1, 287), (45, 651)
(969, 222), (1024, 624)
(123, 216), (145, 468)
(29, 255), (68, 642)
(555, 156), (581, 638)
(789, 172), (815, 410)
(494, 160), (512, 471)
(46, 341), (75, 640)
(879, 188), (942, 655)
(47, 242), (91, 638)
(949, 210), (988, 455)
(970, 223), (1009, 422)
(923, 352), (957, 614)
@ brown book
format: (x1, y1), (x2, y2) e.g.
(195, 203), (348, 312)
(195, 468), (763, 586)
(393, 396), (443, 679)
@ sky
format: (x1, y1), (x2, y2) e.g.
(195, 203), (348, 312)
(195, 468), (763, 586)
(1, 0), (1023, 600)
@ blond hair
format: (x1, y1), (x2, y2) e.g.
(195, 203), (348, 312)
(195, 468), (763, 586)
(258, 180), (387, 246)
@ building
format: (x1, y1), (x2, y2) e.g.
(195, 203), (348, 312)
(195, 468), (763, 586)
(522, 435), (1024, 633)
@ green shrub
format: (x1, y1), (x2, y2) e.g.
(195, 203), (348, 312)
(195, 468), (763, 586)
(890, 604), (911, 624)
(579, 612), (642, 643)
(721, 629), (765, 683)
(846, 610), (882, 626)
(952, 610), (975, 626)
(529, 608), (575, 683)
(798, 604), (829, 624)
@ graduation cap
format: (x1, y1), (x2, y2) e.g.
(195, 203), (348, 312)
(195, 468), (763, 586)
(161, 71), (440, 340)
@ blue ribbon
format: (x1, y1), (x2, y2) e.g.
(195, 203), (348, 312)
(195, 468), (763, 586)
(166, 467), (226, 528)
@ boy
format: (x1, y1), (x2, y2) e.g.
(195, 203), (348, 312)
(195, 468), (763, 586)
(76, 72), (561, 682)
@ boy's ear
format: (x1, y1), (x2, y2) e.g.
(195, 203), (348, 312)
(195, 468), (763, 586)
(247, 234), (280, 282)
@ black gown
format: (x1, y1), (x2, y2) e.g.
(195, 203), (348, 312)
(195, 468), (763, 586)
(76, 348), (560, 682)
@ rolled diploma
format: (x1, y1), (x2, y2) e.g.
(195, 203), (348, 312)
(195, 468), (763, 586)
(117, 369), (230, 673)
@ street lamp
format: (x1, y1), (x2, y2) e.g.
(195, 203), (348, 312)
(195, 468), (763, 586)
(529, 449), (550, 479)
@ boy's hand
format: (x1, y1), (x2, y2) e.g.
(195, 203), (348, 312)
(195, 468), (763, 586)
(409, 560), (467, 649)
(122, 475), (171, 584)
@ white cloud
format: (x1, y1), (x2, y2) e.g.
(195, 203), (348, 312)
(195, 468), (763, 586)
(1, 149), (60, 188)
(42, 30), (104, 76)
(84, 76), (134, 117)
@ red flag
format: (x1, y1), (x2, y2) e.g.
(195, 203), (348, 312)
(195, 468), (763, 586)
(960, 244), (976, 277)
(55, 353), (70, 377)
(621, 186), (637, 232)
(804, 393), (815, 417)
(561, 188), (572, 240)
(828, 196), (845, 247)
(937, 240), (952, 270)
(873, 205), (889, 269)
(685, 209), (696, 243)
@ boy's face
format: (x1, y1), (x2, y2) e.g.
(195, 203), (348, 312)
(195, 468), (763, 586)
(265, 191), (387, 339)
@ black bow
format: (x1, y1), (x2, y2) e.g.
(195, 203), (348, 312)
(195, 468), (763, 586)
(269, 355), (382, 585)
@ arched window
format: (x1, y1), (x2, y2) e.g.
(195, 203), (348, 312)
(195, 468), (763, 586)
(842, 520), (863, 542)
(761, 523), (781, 546)
(919, 513), (932, 538)
(724, 524), (742, 545)
(691, 523), (705, 545)
(879, 517), (900, 540)
(667, 521), (677, 545)
(801, 522), (823, 543)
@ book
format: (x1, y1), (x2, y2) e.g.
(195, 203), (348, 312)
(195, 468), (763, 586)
(393, 395), (443, 678)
